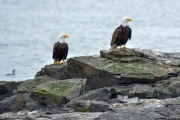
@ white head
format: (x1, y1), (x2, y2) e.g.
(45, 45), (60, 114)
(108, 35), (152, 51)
(59, 34), (69, 43)
(121, 17), (132, 26)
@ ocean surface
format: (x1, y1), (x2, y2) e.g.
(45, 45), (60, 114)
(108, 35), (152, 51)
(0, 0), (180, 81)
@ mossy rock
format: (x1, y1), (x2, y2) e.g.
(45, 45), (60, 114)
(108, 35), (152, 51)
(30, 76), (86, 106)
(67, 48), (180, 90)
(68, 56), (179, 84)
(13, 75), (57, 94)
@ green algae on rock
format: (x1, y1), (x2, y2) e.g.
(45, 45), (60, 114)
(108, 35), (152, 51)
(67, 49), (180, 90)
(29, 76), (86, 106)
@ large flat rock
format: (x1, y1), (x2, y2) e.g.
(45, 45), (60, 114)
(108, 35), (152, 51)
(67, 48), (180, 90)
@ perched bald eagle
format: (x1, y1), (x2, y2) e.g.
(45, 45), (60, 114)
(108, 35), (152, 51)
(53, 34), (69, 65)
(111, 17), (132, 49)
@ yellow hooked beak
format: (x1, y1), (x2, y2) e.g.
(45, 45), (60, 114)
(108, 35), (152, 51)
(127, 18), (132, 22)
(64, 34), (69, 38)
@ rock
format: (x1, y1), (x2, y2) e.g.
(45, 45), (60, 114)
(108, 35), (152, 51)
(112, 85), (133, 95)
(14, 75), (72, 94)
(94, 88), (117, 101)
(25, 101), (42, 111)
(108, 96), (139, 104)
(128, 84), (172, 99)
(167, 76), (180, 97)
(0, 94), (25, 113)
(70, 100), (90, 112)
(1, 48), (180, 119)
(70, 100), (110, 112)
(35, 64), (72, 80)
(96, 107), (164, 120)
(51, 112), (103, 120)
(68, 87), (117, 103)
(67, 88), (104, 105)
(67, 48), (180, 90)
(0, 81), (21, 101)
(119, 97), (139, 103)
(88, 101), (109, 112)
(31, 76), (86, 107)
(67, 56), (120, 90)
(22, 93), (31, 102)
(66, 88), (116, 112)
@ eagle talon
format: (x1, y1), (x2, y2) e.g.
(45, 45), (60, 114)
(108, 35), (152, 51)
(56, 61), (60, 65)
(61, 61), (65, 65)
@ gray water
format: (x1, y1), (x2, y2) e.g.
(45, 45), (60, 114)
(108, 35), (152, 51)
(0, 0), (180, 81)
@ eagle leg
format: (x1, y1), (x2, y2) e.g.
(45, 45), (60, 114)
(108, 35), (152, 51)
(123, 45), (127, 48)
(54, 59), (57, 64)
(120, 46), (124, 49)
(120, 45), (127, 49)
(61, 61), (65, 65)
(56, 61), (60, 65)
(110, 44), (117, 50)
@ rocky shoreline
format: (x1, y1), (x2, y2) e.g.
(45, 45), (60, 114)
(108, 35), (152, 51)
(0, 48), (180, 120)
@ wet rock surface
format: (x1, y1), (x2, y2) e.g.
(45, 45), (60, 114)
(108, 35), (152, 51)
(0, 81), (21, 101)
(0, 94), (25, 114)
(0, 48), (180, 119)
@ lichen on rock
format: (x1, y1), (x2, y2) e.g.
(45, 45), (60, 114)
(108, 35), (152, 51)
(30, 76), (86, 107)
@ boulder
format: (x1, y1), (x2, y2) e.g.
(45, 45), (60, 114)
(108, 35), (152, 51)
(67, 56), (120, 90)
(70, 100), (110, 112)
(167, 76), (180, 97)
(112, 85), (133, 95)
(31, 76), (86, 107)
(0, 81), (21, 101)
(68, 87), (117, 102)
(13, 76), (54, 94)
(67, 48), (180, 90)
(101, 48), (180, 66)
(0, 94), (25, 114)
(25, 101), (41, 111)
(66, 87), (116, 112)
(35, 63), (72, 80)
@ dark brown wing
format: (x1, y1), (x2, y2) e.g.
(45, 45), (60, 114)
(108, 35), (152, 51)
(53, 42), (68, 61)
(111, 26), (123, 46)
(62, 43), (68, 60)
(127, 26), (131, 41)
(52, 42), (59, 59)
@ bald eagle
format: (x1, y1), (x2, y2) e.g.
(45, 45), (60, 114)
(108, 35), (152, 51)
(111, 17), (132, 49)
(53, 34), (69, 65)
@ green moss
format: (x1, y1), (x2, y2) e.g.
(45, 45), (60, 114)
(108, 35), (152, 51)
(96, 57), (178, 80)
(33, 89), (47, 94)
(49, 82), (71, 95)
(45, 94), (66, 104)
(75, 107), (89, 112)
(33, 81), (73, 96)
